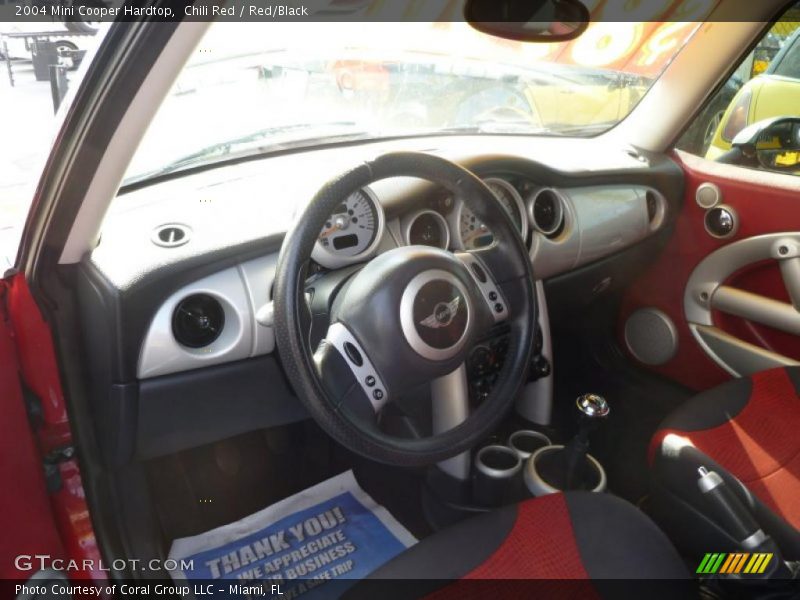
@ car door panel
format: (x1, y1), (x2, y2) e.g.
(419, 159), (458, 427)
(0, 279), (65, 579)
(619, 151), (800, 390)
(1, 274), (102, 581)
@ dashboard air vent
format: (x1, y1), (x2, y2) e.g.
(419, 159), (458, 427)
(645, 190), (666, 231)
(530, 189), (564, 237)
(646, 191), (659, 223)
(152, 223), (191, 248)
(172, 294), (225, 348)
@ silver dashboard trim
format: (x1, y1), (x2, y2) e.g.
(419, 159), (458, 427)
(138, 270), (251, 379)
(528, 185), (659, 280)
(137, 183), (669, 380)
(138, 254), (277, 379)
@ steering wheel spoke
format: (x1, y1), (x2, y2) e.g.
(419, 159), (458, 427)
(319, 322), (390, 413)
(456, 251), (510, 324)
(431, 363), (471, 480)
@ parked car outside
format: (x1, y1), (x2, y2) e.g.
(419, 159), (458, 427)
(706, 26), (800, 159)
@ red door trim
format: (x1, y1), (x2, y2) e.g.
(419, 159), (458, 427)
(619, 151), (800, 391)
(3, 274), (104, 581)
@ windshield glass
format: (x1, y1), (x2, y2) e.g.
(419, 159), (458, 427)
(125, 21), (699, 183)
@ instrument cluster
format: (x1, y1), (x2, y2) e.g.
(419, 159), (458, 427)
(452, 178), (529, 250)
(312, 176), (543, 269)
(311, 187), (385, 269)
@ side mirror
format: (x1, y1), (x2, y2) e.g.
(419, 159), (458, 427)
(731, 117), (800, 172)
(464, 0), (590, 43)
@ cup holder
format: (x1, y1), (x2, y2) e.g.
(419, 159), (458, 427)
(524, 444), (607, 497)
(508, 430), (551, 460)
(473, 445), (523, 506)
(476, 444), (522, 478)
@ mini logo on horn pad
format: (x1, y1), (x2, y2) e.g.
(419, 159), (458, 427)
(413, 280), (468, 350)
(419, 297), (460, 329)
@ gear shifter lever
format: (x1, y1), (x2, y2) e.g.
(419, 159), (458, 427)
(524, 393), (609, 495)
(564, 394), (609, 489)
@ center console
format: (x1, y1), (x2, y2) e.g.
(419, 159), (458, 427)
(465, 281), (553, 419)
(425, 280), (609, 526)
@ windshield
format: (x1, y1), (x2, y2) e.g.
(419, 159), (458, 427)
(125, 21), (699, 183)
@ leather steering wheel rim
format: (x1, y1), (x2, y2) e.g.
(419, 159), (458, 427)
(273, 152), (536, 466)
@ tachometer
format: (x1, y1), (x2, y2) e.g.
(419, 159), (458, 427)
(312, 188), (384, 268)
(457, 178), (528, 250)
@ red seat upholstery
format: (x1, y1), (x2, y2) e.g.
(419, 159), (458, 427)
(442, 493), (591, 580)
(346, 492), (688, 599)
(650, 367), (800, 559)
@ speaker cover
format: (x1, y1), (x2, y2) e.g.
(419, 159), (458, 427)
(696, 182), (722, 209)
(624, 308), (678, 366)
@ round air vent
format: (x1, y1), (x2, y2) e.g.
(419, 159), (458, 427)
(529, 189), (564, 237)
(152, 223), (191, 248)
(172, 294), (225, 348)
(646, 191), (659, 222)
(645, 190), (665, 230)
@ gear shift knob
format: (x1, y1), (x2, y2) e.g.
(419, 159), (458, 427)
(563, 394), (609, 490)
(576, 394), (610, 419)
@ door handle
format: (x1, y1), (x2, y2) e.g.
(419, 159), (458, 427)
(712, 285), (800, 336)
(685, 233), (800, 377)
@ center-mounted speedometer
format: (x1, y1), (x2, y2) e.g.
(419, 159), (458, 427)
(312, 187), (385, 268)
(456, 178), (528, 250)
(487, 180), (524, 231)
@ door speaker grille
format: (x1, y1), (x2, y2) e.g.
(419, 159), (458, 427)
(624, 308), (678, 366)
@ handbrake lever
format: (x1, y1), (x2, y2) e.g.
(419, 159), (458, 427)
(696, 466), (789, 580)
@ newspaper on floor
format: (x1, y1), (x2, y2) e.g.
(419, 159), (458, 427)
(169, 470), (417, 599)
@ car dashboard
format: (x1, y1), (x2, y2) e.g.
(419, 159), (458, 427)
(80, 134), (683, 461)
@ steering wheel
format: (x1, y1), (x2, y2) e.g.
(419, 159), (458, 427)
(273, 152), (536, 466)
